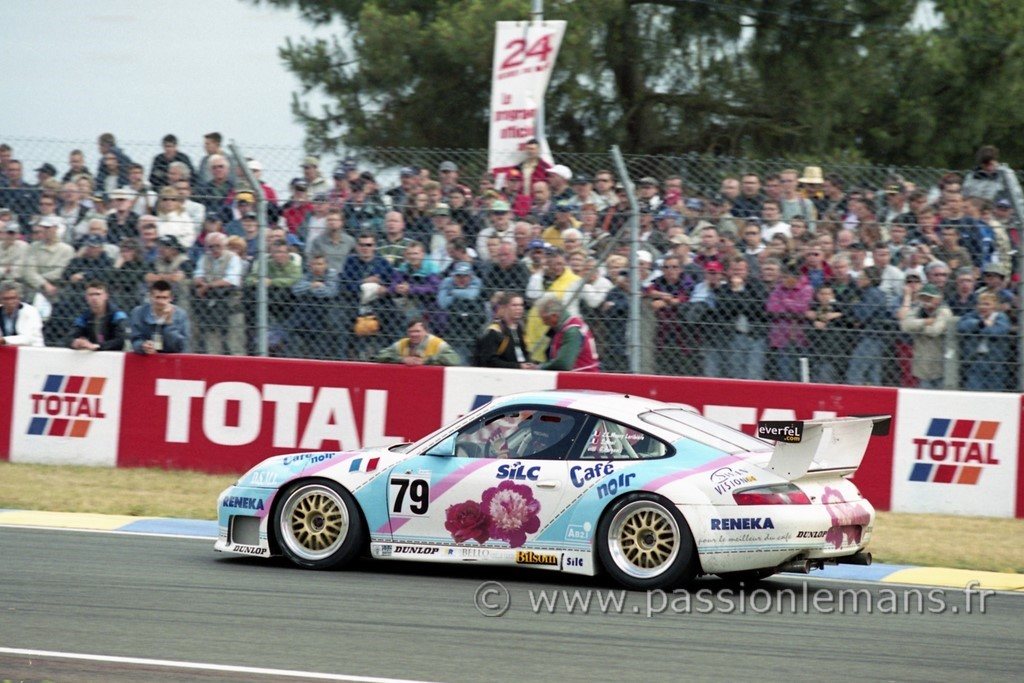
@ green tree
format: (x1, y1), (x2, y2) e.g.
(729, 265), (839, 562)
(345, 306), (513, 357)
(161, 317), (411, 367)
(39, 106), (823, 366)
(252, 0), (1024, 167)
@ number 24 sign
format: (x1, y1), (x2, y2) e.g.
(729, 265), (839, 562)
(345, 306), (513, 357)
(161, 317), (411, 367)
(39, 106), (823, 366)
(500, 34), (555, 70)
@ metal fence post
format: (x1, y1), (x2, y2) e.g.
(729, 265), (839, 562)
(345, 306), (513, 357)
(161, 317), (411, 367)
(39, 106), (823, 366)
(610, 146), (641, 374)
(228, 141), (268, 357)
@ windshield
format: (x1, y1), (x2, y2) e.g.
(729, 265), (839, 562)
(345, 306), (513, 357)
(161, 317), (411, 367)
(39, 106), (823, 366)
(640, 408), (770, 453)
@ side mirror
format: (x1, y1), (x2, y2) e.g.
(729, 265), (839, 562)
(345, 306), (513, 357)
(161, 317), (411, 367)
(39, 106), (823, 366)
(426, 433), (457, 457)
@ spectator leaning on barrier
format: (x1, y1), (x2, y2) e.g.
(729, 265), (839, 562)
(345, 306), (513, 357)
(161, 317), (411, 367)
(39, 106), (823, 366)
(957, 292), (1012, 392)
(70, 280), (128, 351)
(473, 291), (534, 369)
(536, 294), (600, 372)
(374, 317), (460, 366)
(130, 280), (190, 355)
(0, 280), (44, 347)
(193, 232), (245, 355)
(898, 282), (951, 389)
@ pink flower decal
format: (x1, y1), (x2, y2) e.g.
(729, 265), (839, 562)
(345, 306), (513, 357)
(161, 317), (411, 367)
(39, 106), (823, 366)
(822, 486), (871, 549)
(481, 480), (542, 548)
(444, 500), (491, 544)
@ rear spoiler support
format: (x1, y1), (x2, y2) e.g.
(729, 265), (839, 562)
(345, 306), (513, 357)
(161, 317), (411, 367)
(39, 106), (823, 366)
(757, 416), (890, 481)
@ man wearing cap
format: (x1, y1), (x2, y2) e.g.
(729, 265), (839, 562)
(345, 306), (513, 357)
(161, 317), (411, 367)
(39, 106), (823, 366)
(301, 156), (330, 198)
(898, 282), (952, 389)
(23, 216), (74, 305)
(0, 280), (44, 347)
(146, 234), (191, 309)
(437, 260), (485, 363)
(541, 200), (581, 250)
(69, 280), (128, 351)
(386, 167), (420, 212)
(282, 179), (314, 234)
(0, 219), (27, 283)
(475, 199), (514, 260)
(546, 165), (573, 203)
(635, 177), (662, 212)
(438, 161), (471, 198)
(149, 134), (195, 191)
(567, 174), (607, 212)
(343, 178), (385, 234)
(978, 262), (1015, 315)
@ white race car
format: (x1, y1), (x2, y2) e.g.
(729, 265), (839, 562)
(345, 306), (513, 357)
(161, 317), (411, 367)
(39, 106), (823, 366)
(216, 390), (884, 589)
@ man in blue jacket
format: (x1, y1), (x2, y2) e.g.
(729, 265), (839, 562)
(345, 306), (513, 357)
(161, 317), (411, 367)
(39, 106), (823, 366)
(69, 281), (128, 351)
(129, 280), (190, 354)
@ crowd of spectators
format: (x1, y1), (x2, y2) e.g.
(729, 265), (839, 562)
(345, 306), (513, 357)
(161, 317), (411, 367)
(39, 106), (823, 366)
(0, 134), (1020, 390)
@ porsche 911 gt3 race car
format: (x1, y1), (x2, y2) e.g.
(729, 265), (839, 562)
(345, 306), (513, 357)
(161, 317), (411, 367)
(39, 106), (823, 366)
(215, 390), (884, 589)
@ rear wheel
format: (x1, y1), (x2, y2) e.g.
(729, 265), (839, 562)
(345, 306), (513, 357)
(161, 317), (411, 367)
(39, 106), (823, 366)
(597, 493), (697, 590)
(275, 480), (364, 569)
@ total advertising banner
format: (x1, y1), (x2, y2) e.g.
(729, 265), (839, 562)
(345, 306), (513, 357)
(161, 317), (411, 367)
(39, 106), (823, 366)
(118, 356), (446, 473)
(487, 20), (566, 173)
(890, 389), (1020, 518)
(9, 347), (125, 466)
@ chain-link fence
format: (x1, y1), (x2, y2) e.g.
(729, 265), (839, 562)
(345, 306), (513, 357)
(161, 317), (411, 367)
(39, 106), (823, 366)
(0, 135), (1020, 391)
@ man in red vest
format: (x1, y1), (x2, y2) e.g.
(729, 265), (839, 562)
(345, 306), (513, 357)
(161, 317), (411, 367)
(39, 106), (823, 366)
(536, 294), (600, 372)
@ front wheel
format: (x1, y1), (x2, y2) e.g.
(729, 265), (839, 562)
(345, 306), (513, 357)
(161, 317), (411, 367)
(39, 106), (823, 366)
(597, 493), (697, 590)
(275, 480), (365, 569)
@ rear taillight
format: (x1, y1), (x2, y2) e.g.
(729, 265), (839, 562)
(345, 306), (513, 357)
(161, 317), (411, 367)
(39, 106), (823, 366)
(733, 483), (811, 505)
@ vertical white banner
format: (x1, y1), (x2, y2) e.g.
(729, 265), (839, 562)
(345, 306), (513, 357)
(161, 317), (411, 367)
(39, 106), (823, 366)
(10, 348), (124, 466)
(890, 389), (1019, 517)
(488, 20), (567, 173)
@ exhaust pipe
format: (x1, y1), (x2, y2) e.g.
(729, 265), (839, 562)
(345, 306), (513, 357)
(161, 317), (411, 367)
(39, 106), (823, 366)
(836, 551), (872, 566)
(779, 558), (811, 574)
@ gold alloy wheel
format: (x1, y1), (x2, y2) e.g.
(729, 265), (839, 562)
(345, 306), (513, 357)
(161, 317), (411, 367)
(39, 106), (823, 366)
(278, 484), (350, 561)
(607, 500), (681, 579)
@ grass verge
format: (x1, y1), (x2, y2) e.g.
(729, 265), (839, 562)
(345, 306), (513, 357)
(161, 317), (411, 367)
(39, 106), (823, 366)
(0, 462), (1021, 573)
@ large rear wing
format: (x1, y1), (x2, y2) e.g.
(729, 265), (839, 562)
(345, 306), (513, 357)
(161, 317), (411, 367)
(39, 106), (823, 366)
(756, 416), (890, 481)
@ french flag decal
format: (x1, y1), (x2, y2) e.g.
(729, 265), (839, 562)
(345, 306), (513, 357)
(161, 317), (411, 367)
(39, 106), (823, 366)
(350, 457), (380, 473)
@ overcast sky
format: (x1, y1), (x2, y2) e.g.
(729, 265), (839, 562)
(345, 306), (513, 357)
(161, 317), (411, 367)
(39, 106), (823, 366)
(0, 0), (340, 182)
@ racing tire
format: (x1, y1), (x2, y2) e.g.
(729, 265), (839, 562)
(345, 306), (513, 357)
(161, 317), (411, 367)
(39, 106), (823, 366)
(275, 480), (365, 570)
(597, 493), (697, 590)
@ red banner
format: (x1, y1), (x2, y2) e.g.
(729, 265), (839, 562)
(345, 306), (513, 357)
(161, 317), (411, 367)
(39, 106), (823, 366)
(118, 355), (445, 473)
(556, 373), (898, 510)
(0, 347), (15, 462)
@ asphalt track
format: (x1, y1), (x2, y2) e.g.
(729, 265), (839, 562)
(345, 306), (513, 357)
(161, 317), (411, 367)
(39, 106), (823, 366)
(1, 527), (1022, 683)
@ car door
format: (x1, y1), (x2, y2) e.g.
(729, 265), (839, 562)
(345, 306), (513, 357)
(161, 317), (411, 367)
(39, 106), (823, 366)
(385, 405), (589, 551)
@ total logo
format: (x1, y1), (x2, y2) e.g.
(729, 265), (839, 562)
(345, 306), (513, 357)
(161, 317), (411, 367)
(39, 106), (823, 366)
(155, 381), (405, 449)
(27, 374), (108, 438)
(909, 418), (1000, 486)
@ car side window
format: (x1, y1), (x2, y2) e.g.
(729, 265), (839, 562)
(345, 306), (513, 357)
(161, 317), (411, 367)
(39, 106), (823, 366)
(580, 418), (668, 460)
(454, 409), (578, 460)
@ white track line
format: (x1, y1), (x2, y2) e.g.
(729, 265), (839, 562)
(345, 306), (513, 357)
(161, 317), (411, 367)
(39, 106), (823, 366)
(0, 647), (435, 683)
(0, 523), (213, 541)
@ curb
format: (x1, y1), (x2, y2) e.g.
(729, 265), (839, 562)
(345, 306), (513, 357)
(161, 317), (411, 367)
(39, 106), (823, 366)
(1, 509), (1021, 592)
